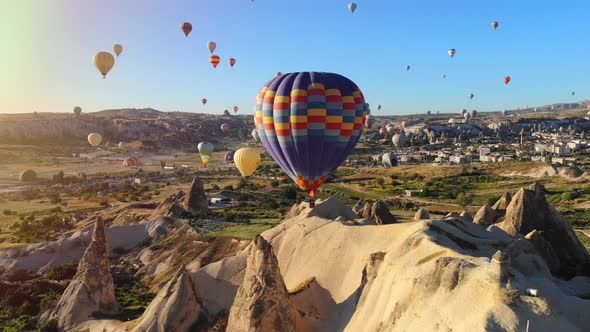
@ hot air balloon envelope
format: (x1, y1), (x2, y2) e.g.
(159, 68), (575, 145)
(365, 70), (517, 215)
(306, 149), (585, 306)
(255, 72), (367, 197)
(207, 41), (217, 53)
(225, 150), (235, 164)
(88, 133), (103, 147)
(229, 58), (236, 67)
(234, 148), (261, 177)
(348, 3), (357, 13)
(113, 44), (123, 57)
(209, 55), (220, 68)
(181, 22), (192, 37)
(93, 52), (115, 78)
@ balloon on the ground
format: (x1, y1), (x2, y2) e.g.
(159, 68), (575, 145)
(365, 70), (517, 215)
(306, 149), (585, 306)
(379, 127), (388, 135)
(93, 52), (115, 78)
(197, 141), (214, 167)
(19, 170), (37, 182)
(181, 22), (192, 37)
(382, 152), (398, 168)
(88, 133), (103, 147)
(207, 41), (216, 53)
(122, 157), (139, 167)
(348, 3), (357, 13)
(386, 124), (395, 135)
(209, 55), (220, 68)
(254, 72), (367, 197)
(460, 108), (467, 115)
(470, 109), (477, 118)
(118, 141), (127, 147)
(229, 58), (236, 67)
(221, 123), (231, 132)
(252, 128), (260, 141)
(234, 148), (261, 177)
(73, 106), (82, 116)
(392, 133), (406, 149)
(113, 44), (123, 57)
(225, 150), (235, 164)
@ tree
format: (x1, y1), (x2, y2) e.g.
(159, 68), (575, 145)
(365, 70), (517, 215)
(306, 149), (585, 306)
(237, 178), (248, 189)
(22, 188), (40, 202)
(6, 268), (35, 285)
(376, 178), (385, 185)
(79, 172), (88, 183)
(456, 192), (473, 208)
(52, 170), (65, 184)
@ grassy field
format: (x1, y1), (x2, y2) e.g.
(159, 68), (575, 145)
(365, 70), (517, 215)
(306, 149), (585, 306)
(206, 217), (282, 239)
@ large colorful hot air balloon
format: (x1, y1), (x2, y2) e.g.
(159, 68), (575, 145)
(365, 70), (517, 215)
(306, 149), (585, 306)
(448, 49), (456, 58)
(254, 72), (367, 197)
(220, 123), (231, 132)
(207, 41), (216, 53)
(113, 44), (123, 57)
(93, 52), (115, 78)
(197, 141), (214, 167)
(491, 21), (499, 30)
(122, 157), (139, 167)
(88, 133), (103, 147)
(234, 148), (261, 177)
(233, 106), (239, 114)
(181, 22), (192, 37)
(504, 76), (511, 85)
(229, 58), (236, 67)
(225, 150), (235, 164)
(202, 98), (207, 105)
(365, 115), (375, 128)
(348, 3), (357, 13)
(209, 55), (220, 68)
(73, 106), (82, 116)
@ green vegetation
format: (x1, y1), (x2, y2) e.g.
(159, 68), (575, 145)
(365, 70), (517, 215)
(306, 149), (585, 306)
(112, 265), (156, 321)
(576, 232), (590, 252)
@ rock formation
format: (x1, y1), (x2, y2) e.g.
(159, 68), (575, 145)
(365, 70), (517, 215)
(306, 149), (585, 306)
(460, 210), (473, 222)
(152, 191), (186, 218)
(40, 218), (120, 330)
(492, 191), (512, 211)
(360, 202), (372, 219)
(352, 201), (364, 216)
(131, 266), (204, 332)
(497, 187), (590, 277)
(184, 175), (209, 214)
(414, 208), (430, 221)
(370, 201), (397, 225)
(473, 204), (496, 227)
(445, 211), (461, 219)
(226, 235), (299, 332)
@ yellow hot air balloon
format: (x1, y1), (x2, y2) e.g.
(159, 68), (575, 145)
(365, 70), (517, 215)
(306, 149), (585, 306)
(88, 133), (103, 147)
(113, 44), (123, 57)
(207, 41), (217, 53)
(93, 52), (115, 78)
(233, 148), (260, 177)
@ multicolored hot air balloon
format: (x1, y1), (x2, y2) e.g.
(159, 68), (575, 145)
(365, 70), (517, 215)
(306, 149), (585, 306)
(234, 148), (261, 177)
(254, 72), (367, 197)
(220, 123), (230, 132)
(113, 44), (123, 57)
(365, 114), (375, 128)
(93, 52), (115, 78)
(197, 141), (214, 167)
(73, 106), (82, 116)
(229, 58), (236, 67)
(504, 76), (511, 85)
(202, 98), (207, 105)
(88, 133), (103, 147)
(491, 21), (499, 30)
(181, 22), (192, 37)
(348, 3), (357, 13)
(207, 41), (216, 53)
(225, 150), (235, 164)
(209, 55), (220, 68)
(233, 106), (239, 114)
(122, 157), (139, 167)
(448, 49), (456, 58)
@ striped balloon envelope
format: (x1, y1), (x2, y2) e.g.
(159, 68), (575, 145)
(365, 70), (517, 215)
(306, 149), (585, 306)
(209, 55), (220, 68)
(254, 72), (368, 197)
(122, 157), (139, 167)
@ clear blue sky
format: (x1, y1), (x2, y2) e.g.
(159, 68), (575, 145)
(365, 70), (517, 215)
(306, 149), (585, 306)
(1, 0), (589, 115)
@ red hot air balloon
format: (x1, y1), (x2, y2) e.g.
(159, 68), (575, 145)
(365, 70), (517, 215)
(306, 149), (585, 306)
(209, 55), (220, 68)
(379, 127), (388, 135)
(276, 72), (282, 77)
(229, 58), (236, 67)
(181, 22), (192, 37)
(122, 157), (139, 167)
(221, 123), (231, 132)
(504, 76), (511, 85)
(233, 106), (239, 114)
(491, 21), (499, 30)
(202, 98), (207, 105)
